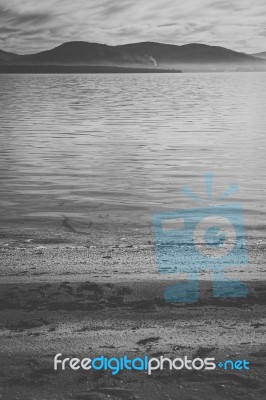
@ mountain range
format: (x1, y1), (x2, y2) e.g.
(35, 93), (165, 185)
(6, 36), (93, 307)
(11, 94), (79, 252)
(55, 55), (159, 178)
(251, 51), (266, 60)
(0, 41), (265, 72)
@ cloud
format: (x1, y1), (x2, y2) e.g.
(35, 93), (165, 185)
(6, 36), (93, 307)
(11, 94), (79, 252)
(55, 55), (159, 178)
(0, 0), (265, 54)
(0, 5), (52, 26)
(258, 30), (266, 37)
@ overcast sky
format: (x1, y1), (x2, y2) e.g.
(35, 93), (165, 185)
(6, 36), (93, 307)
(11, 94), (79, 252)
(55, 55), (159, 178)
(0, 0), (265, 54)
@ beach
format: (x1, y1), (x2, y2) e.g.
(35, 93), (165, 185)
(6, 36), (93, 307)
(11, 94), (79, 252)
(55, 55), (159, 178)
(0, 225), (266, 400)
(1, 71), (266, 399)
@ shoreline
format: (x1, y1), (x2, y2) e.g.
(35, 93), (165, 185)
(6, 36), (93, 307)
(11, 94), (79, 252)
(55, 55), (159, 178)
(0, 65), (182, 74)
(1, 229), (266, 398)
(0, 278), (265, 399)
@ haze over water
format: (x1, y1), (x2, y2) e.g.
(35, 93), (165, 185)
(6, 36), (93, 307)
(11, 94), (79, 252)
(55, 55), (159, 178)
(0, 73), (266, 243)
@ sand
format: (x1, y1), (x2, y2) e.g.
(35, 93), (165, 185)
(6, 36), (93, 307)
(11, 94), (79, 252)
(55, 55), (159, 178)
(0, 226), (266, 399)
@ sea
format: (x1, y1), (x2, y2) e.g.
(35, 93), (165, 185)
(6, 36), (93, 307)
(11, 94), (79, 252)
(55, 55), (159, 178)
(0, 72), (266, 254)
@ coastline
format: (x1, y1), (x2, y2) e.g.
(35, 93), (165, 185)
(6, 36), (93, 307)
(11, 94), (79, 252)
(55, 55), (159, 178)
(0, 65), (182, 74)
(0, 228), (266, 399)
(0, 278), (265, 399)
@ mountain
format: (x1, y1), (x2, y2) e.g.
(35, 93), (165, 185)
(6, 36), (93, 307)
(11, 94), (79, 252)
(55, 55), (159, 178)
(1, 41), (265, 72)
(0, 49), (20, 63)
(252, 51), (266, 60)
(117, 42), (258, 64)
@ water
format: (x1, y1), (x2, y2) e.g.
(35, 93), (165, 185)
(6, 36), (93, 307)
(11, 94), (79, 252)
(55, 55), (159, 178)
(0, 73), (266, 240)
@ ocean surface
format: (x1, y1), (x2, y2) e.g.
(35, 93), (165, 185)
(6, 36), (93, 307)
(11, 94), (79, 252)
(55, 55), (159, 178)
(0, 73), (266, 242)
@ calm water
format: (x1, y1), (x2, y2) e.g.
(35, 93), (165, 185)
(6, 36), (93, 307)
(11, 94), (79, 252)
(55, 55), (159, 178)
(0, 73), (266, 238)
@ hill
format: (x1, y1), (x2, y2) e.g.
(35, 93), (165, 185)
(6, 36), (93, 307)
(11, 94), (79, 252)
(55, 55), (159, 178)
(252, 51), (266, 60)
(1, 41), (265, 72)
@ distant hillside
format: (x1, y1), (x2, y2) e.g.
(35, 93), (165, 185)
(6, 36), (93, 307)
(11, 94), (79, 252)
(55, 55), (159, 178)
(252, 51), (266, 60)
(117, 42), (259, 64)
(0, 49), (20, 63)
(1, 41), (265, 72)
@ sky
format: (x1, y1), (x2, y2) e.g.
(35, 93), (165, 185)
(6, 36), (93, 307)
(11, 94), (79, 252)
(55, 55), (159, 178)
(0, 0), (265, 54)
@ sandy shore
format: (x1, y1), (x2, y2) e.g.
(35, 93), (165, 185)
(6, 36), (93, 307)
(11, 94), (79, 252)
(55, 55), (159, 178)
(0, 226), (266, 399)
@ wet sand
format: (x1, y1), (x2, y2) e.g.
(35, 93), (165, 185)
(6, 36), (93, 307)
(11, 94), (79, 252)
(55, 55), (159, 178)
(0, 227), (266, 399)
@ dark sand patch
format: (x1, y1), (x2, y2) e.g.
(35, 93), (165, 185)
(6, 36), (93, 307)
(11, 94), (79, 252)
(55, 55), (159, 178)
(0, 280), (265, 399)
